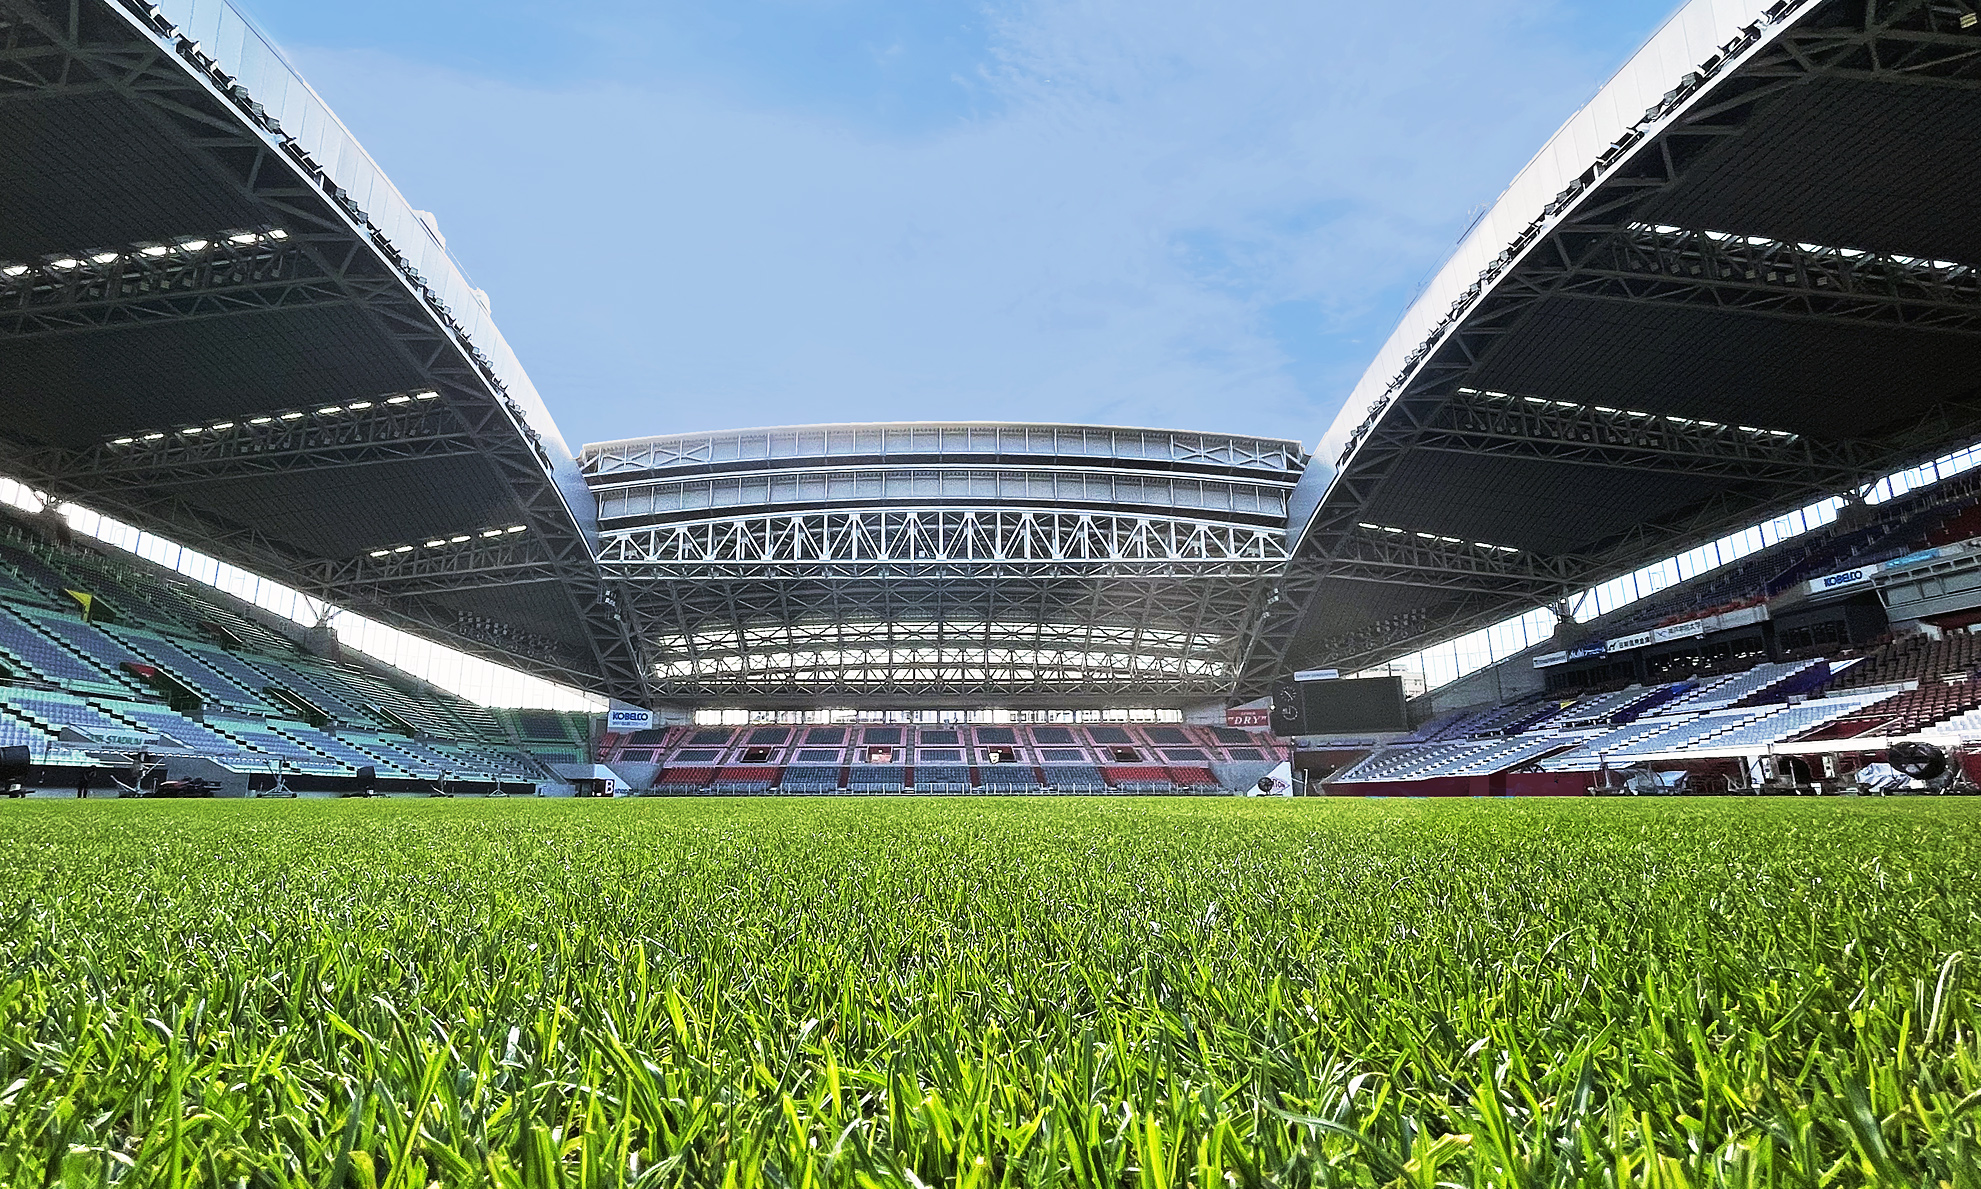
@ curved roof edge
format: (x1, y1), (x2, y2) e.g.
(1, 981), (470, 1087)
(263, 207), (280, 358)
(583, 420), (1308, 455)
(146, 0), (597, 539)
(1302, 0), (1803, 537)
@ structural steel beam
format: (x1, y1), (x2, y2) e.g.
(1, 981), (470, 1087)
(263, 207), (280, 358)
(46, 393), (483, 484)
(1524, 223), (1981, 336)
(0, 233), (371, 338)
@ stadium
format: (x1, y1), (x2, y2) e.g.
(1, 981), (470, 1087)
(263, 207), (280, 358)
(2, 0), (1979, 799)
(3, 0), (1979, 1180)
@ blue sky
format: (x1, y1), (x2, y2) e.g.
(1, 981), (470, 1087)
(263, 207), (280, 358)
(240, 0), (1678, 451)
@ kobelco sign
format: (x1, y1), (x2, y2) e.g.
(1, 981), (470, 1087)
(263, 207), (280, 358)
(607, 701), (654, 732)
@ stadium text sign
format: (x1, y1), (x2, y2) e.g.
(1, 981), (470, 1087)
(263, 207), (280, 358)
(1225, 707), (1271, 728)
(607, 701), (653, 732)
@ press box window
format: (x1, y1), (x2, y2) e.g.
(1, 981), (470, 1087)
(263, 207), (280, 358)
(865, 746), (896, 764)
(741, 747), (775, 764)
(1108, 746), (1140, 762)
(982, 746), (1018, 765)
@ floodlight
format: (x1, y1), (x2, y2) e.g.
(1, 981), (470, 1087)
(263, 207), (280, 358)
(317, 406), (342, 415)
(346, 400), (372, 410)
(279, 412), (304, 420)
(91, 252), (119, 264)
(49, 258), (80, 269)
(208, 422), (233, 431)
(141, 432), (164, 440)
(385, 394), (412, 405)
(369, 550), (390, 558)
(249, 417), (273, 425)
(111, 437), (135, 445)
(0, 265), (26, 276)
(450, 535), (469, 543)
(413, 390), (438, 400)
(179, 239), (208, 251)
(229, 232), (258, 244)
(393, 545), (413, 553)
(505, 525), (525, 533)
(268, 229), (289, 239)
(480, 529), (502, 537)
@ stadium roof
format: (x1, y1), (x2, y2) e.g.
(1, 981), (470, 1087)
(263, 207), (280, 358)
(10, 0), (1978, 709)
(0, 0), (646, 698)
(583, 422), (1304, 704)
(1236, 0), (1981, 694)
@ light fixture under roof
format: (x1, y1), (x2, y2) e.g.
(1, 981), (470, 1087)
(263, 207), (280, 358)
(228, 232), (258, 244)
(424, 539), (447, 548)
(140, 245), (169, 257)
(346, 400), (372, 410)
(279, 412), (304, 420)
(90, 252), (119, 264)
(317, 406), (343, 415)
(208, 421), (233, 431)
(413, 390), (438, 400)
(449, 534), (469, 543)
(178, 239), (207, 251)
(480, 528), (502, 538)
(385, 394), (412, 405)
(368, 550), (390, 558)
(141, 432), (164, 441)
(49, 258), (80, 269)
(505, 525), (526, 533)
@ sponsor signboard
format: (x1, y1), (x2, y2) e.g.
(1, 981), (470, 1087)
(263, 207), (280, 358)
(606, 701), (653, 732)
(1224, 707), (1271, 728)
(1292, 668), (1339, 681)
(1532, 650), (1569, 669)
(1567, 641), (1608, 660)
(1652, 620), (1706, 643)
(1807, 566), (1873, 595)
(1605, 630), (1653, 653)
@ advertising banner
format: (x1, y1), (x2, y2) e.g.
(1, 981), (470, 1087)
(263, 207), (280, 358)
(1532, 650), (1569, 669)
(606, 701), (653, 732)
(1605, 630), (1653, 653)
(1225, 707), (1272, 728)
(1806, 566), (1873, 596)
(1652, 620), (1706, 643)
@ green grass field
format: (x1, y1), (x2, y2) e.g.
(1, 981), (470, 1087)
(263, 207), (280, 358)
(0, 797), (1976, 1187)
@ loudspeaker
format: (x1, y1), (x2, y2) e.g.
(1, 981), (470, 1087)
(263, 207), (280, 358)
(0, 745), (30, 775)
(356, 765), (376, 785)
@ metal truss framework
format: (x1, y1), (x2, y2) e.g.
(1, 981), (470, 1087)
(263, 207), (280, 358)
(0, 231), (382, 338)
(1234, 0), (1981, 693)
(1520, 223), (1981, 336)
(32, 392), (479, 484)
(602, 506), (1289, 699)
(0, 0), (652, 699)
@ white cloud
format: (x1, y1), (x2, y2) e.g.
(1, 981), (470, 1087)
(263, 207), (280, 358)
(286, 0), (1647, 450)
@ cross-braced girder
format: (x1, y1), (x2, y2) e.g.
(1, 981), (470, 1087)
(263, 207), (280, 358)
(604, 501), (1284, 699)
(1521, 222), (1981, 336)
(0, 230), (373, 338)
(44, 392), (480, 485)
(600, 508), (1289, 573)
